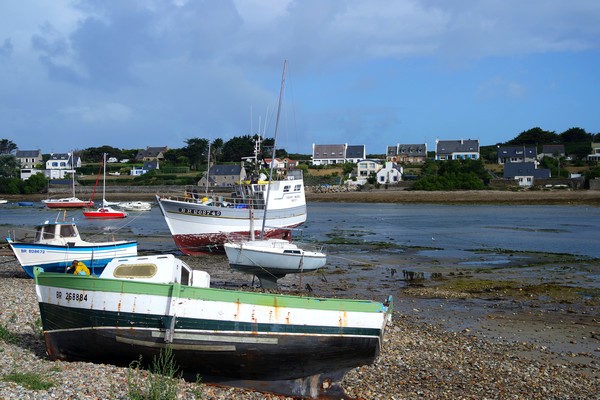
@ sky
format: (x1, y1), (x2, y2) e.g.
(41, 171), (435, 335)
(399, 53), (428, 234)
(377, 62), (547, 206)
(1, 1), (599, 156)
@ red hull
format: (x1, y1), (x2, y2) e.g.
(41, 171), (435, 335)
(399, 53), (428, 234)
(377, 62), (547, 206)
(172, 226), (296, 255)
(83, 208), (127, 219)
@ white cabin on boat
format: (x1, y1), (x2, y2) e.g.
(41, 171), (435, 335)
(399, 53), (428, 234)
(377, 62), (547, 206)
(100, 254), (210, 287)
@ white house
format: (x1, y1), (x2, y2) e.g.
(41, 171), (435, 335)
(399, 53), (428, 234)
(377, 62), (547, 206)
(44, 153), (81, 179)
(435, 139), (480, 160)
(351, 159), (382, 185)
(376, 161), (403, 185)
(503, 162), (551, 187)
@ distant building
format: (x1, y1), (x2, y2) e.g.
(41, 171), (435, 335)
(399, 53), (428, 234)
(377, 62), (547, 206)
(311, 144), (366, 165)
(135, 146), (168, 162)
(497, 146), (537, 165)
(376, 161), (403, 184)
(587, 143), (600, 162)
(386, 143), (427, 164)
(351, 159), (382, 185)
(538, 144), (565, 160)
(503, 162), (550, 186)
(197, 164), (247, 187)
(130, 160), (159, 176)
(44, 152), (81, 179)
(16, 149), (43, 169)
(435, 139), (480, 160)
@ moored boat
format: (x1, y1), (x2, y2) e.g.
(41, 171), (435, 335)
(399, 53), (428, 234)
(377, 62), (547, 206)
(6, 217), (137, 277)
(43, 197), (93, 209)
(83, 206), (127, 219)
(224, 237), (327, 288)
(118, 201), (152, 211)
(34, 254), (392, 399)
(156, 168), (306, 255)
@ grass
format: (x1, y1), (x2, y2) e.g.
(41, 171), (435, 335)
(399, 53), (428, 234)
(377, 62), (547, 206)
(127, 346), (200, 400)
(2, 372), (54, 390)
(0, 323), (18, 344)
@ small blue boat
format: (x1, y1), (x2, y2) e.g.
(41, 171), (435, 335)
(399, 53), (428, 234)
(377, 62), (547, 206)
(18, 201), (34, 206)
(6, 218), (138, 278)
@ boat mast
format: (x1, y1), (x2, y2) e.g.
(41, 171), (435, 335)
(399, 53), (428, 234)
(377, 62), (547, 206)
(260, 59), (287, 239)
(205, 141), (211, 197)
(102, 153), (106, 205)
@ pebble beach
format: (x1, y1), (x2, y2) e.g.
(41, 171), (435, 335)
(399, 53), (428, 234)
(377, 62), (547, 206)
(0, 188), (599, 399)
(0, 254), (598, 399)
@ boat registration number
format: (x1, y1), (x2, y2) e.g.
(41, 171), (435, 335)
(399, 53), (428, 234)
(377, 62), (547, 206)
(56, 291), (88, 302)
(178, 207), (221, 216)
(23, 249), (45, 254)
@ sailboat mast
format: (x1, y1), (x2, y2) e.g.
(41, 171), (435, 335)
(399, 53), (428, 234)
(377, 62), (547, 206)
(260, 59), (287, 238)
(102, 153), (106, 204)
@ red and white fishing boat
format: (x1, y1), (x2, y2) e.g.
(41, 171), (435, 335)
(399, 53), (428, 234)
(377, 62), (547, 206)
(83, 153), (127, 219)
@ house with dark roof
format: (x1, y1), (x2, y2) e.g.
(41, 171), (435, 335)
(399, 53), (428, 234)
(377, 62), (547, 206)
(497, 146), (537, 165)
(311, 144), (366, 165)
(135, 146), (168, 162)
(386, 143), (427, 164)
(16, 149), (43, 169)
(538, 144), (565, 160)
(503, 162), (550, 186)
(435, 139), (480, 161)
(44, 152), (81, 179)
(197, 164), (247, 187)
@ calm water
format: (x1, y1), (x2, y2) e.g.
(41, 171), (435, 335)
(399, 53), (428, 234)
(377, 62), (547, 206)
(1, 201), (599, 258)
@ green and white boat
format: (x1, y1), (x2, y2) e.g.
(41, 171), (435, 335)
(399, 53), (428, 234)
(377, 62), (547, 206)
(34, 254), (392, 399)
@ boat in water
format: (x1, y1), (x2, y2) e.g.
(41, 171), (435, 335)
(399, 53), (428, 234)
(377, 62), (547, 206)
(34, 253), (392, 399)
(156, 162), (306, 255)
(83, 153), (128, 219)
(6, 215), (137, 277)
(118, 201), (152, 211)
(156, 62), (306, 255)
(83, 206), (127, 219)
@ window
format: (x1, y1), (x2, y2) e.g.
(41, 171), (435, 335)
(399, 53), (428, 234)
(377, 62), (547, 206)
(114, 263), (158, 278)
(283, 185), (290, 193)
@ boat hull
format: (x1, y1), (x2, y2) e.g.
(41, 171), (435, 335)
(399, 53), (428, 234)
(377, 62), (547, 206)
(35, 270), (390, 398)
(43, 198), (94, 209)
(7, 240), (137, 277)
(224, 243), (326, 275)
(83, 208), (127, 219)
(156, 196), (307, 255)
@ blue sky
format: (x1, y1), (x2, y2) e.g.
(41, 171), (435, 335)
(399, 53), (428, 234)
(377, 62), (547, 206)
(1, 1), (598, 156)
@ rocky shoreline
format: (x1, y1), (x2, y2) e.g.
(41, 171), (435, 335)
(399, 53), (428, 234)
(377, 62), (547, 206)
(0, 247), (598, 399)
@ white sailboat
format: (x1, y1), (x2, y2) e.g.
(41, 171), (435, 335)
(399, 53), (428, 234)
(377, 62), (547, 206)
(224, 60), (327, 288)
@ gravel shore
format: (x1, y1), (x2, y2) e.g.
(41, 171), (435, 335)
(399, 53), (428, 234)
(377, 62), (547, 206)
(1, 252), (598, 399)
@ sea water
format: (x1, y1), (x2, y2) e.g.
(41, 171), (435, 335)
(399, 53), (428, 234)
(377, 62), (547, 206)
(1, 201), (599, 258)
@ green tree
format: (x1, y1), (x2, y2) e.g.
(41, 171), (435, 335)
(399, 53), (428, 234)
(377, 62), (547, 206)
(507, 127), (559, 146)
(560, 127), (591, 143)
(221, 135), (256, 162)
(0, 154), (19, 178)
(182, 138), (209, 170)
(81, 146), (125, 163)
(0, 139), (17, 154)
